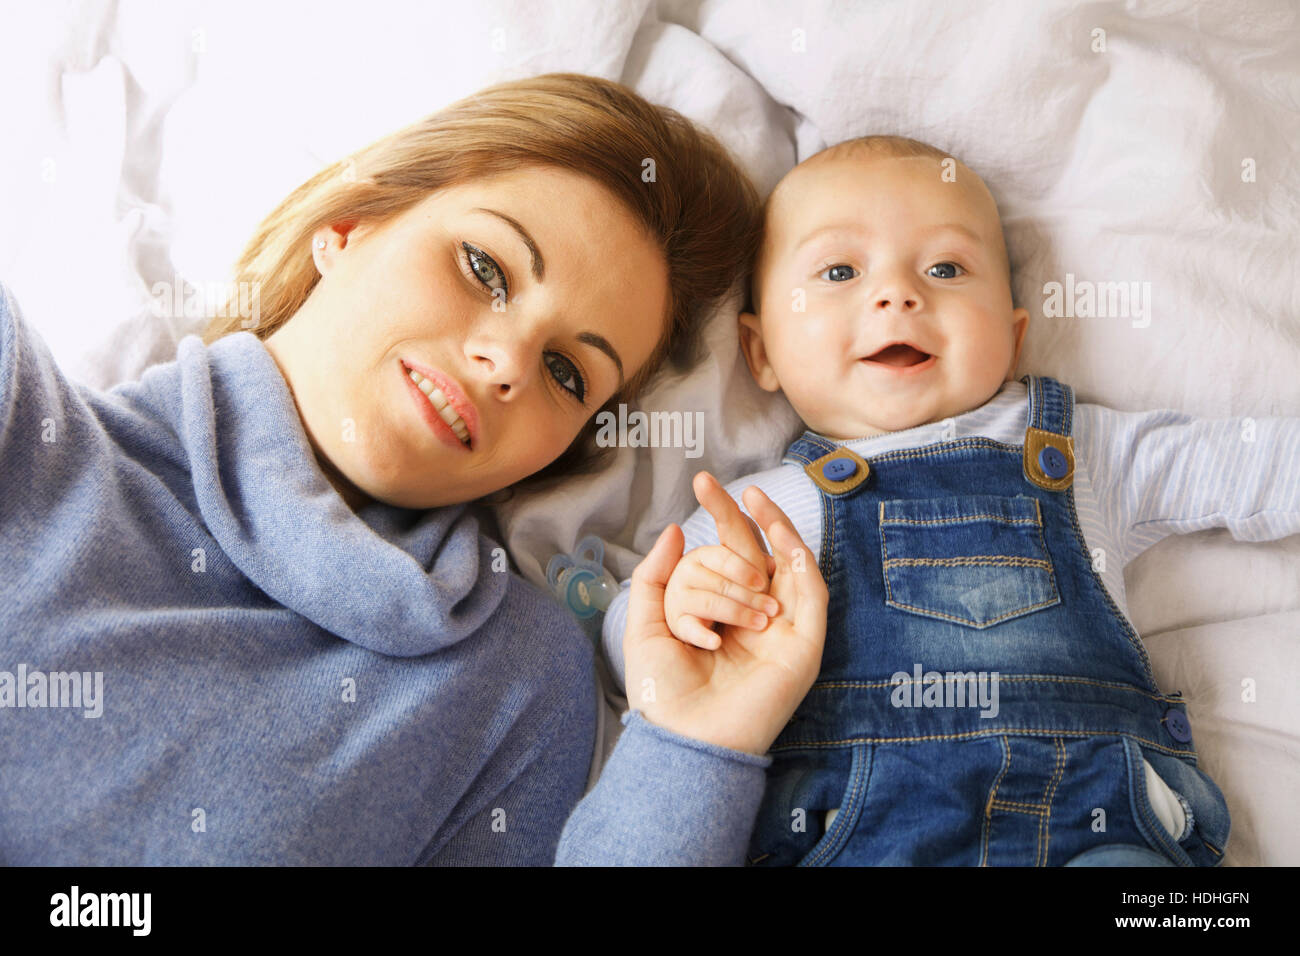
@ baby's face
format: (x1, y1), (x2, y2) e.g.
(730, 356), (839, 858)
(740, 154), (1029, 439)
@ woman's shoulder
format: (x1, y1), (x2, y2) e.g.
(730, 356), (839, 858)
(493, 559), (596, 667)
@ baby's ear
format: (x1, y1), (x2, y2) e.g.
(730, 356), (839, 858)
(1007, 307), (1031, 379)
(738, 312), (781, 392)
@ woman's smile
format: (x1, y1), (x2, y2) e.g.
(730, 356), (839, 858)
(400, 359), (478, 452)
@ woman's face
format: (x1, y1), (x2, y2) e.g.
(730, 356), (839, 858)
(265, 166), (670, 509)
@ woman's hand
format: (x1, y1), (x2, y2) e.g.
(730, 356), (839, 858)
(621, 478), (828, 756)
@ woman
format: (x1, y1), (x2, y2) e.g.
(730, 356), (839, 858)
(0, 73), (825, 865)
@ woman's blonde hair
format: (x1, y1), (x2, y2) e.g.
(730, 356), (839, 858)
(202, 72), (762, 497)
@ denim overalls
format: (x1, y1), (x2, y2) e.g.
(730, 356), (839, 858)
(747, 376), (1230, 866)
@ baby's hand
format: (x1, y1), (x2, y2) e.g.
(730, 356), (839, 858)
(663, 471), (781, 650)
(665, 545), (780, 650)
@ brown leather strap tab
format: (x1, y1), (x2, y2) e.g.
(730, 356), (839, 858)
(1023, 426), (1075, 491)
(803, 446), (871, 494)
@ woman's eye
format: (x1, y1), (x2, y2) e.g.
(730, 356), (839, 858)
(544, 352), (586, 403)
(819, 264), (857, 282)
(927, 262), (964, 279)
(462, 243), (508, 300)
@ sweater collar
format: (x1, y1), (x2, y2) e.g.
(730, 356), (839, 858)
(171, 331), (507, 656)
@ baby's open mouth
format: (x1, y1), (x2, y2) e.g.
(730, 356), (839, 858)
(863, 343), (932, 367)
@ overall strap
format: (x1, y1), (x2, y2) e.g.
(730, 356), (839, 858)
(1021, 375), (1077, 491)
(785, 431), (871, 496)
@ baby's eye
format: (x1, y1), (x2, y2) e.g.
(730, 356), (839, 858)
(927, 262), (964, 279)
(819, 264), (857, 282)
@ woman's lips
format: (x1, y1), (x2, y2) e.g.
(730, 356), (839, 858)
(399, 360), (478, 452)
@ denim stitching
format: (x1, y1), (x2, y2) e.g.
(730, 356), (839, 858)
(823, 479), (836, 580)
(884, 594), (1060, 628)
(981, 736), (1013, 867)
(885, 555), (1052, 569)
(1039, 737), (1067, 866)
(867, 438), (1021, 464)
(809, 672), (1189, 704)
(881, 513), (1040, 526)
(772, 728), (1196, 759)
(990, 799), (1047, 813)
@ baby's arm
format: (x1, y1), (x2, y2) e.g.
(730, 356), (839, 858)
(1076, 404), (1300, 566)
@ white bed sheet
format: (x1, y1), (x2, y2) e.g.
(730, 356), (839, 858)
(0, 0), (1295, 864)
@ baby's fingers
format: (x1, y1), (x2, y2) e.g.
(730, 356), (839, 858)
(671, 613), (723, 651)
(680, 586), (773, 633)
(693, 547), (779, 615)
(693, 544), (767, 591)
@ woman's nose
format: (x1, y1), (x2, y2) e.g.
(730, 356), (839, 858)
(465, 332), (534, 398)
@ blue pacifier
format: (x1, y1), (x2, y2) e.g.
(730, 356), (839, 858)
(546, 536), (619, 639)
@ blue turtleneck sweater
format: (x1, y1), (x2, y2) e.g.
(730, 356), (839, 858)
(0, 282), (768, 866)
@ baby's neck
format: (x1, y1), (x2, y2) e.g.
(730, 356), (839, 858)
(815, 383), (1010, 443)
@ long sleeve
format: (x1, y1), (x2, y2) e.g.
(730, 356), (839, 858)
(1074, 404), (1300, 567)
(0, 282), (94, 501)
(554, 710), (770, 866)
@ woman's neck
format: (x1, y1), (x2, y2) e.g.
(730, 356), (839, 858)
(314, 450), (372, 512)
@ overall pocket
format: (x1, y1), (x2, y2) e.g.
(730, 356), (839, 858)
(879, 494), (1060, 629)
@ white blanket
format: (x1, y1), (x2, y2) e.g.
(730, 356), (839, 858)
(1, 0), (1295, 865)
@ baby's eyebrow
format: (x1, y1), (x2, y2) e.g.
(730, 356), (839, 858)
(792, 220), (985, 253)
(793, 221), (860, 252)
(918, 222), (985, 244)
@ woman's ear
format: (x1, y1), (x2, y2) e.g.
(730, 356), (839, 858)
(1007, 307), (1030, 380)
(311, 221), (364, 275)
(738, 311), (781, 392)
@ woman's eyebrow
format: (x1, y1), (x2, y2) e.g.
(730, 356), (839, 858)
(472, 207), (545, 280)
(468, 208), (621, 386)
(577, 332), (624, 388)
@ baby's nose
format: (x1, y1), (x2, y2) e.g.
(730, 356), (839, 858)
(875, 293), (920, 311)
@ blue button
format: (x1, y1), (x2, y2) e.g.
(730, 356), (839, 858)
(822, 457), (857, 481)
(1165, 709), (1192, 743)
(1038, 445), (1069, 479)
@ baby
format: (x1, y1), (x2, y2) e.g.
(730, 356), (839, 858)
(600, 135), (1300, 866)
